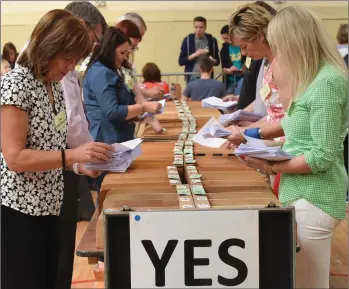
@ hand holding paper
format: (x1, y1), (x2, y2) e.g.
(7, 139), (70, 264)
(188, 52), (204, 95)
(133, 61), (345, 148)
(202, 97), (237, 110)
(140, 99), (166, 119)
(219, 110), (264, 126)
(234, 132), (294, 161)
(193, 118), (228, 148)
(85, 138), (143, 172)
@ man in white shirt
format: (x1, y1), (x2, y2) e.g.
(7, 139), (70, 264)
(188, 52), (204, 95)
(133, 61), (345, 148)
(58, 3), (106, 288)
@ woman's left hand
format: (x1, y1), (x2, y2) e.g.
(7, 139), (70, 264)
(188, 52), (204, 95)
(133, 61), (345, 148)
(78, 163), (102, 178)
(238, 155), (268, 171)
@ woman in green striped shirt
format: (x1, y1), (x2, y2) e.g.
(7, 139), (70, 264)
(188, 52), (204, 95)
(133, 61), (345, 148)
(239, 6), (348, 289)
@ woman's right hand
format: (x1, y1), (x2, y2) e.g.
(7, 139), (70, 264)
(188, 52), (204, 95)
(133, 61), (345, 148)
(70, 142), (114, 164)
(143, 101), (162, 114)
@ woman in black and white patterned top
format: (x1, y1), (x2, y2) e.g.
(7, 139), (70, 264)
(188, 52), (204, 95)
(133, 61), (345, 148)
(1, 10), (114, 289)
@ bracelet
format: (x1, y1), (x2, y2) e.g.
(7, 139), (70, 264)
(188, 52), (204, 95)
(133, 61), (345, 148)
(61, 149), (66, 170)
(73, 163), (83, 175)
(140, 102), (145, 114)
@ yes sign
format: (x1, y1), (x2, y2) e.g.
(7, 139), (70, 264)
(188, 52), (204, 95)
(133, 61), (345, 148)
(130, 210), (259, 288)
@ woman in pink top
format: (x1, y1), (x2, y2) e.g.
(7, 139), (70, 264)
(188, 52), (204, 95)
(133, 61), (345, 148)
(262, 59), (285, 125)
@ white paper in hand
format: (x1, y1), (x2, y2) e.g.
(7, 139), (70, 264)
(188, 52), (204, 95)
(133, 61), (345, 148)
(140, 99), (166, 119)
(219, 110), (264, 126)
(202, 96), (237, 110)
(234, 132), (294, 161)
(193, 117), (228, 148)
(85, 138), (143, 172)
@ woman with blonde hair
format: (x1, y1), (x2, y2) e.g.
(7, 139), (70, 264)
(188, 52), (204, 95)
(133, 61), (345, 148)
(238, 6), (348, 288)
(226, 2), (285, 146)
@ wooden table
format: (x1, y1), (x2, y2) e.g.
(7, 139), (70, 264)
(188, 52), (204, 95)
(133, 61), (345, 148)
(76, 100), (280, 262)
(76, 210), (103, 262)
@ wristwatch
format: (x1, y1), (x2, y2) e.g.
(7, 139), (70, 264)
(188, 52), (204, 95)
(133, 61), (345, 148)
(258, 128), (264, 139)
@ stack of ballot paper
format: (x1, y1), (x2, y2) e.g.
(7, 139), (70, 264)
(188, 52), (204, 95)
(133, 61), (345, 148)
(85, 138), (143, 172)
(202, 97), (237, 110)
(193, 117), (228, 148)
(234, 134), (294, 161)
(140, 99), (166, 119)
(219, 110), (264, 126)
(203, 121), (231, 137)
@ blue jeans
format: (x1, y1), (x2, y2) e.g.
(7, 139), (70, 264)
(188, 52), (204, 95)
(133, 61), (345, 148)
(227, 77), (244, 95)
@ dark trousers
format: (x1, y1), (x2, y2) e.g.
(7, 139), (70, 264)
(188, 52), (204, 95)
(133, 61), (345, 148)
(54, 170), (79, 289)
(1, 205), (60, 289)
(77, 174), (95, 221)
(55, 171), (95, 289)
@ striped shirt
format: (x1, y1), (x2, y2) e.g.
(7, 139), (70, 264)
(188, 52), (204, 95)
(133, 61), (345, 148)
(280, 62), (348, 220)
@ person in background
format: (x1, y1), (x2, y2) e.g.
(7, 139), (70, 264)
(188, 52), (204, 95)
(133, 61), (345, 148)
(1, 9), (114, 289)
(179, 16), (220, 83)
(116, 16), (164, 133)
(239, 6), (348, 288)
(116, 12), (164, 100)
(83, 27), (161, 190)
(182, 56), (229, 101)
(54, 2), (108, 288)
(337, 24), (348, 58)
(141, 62), (169, 94)
(2, 42), (18, 69)
(220, 24), (245, 95)
(1, 59), (11, 76)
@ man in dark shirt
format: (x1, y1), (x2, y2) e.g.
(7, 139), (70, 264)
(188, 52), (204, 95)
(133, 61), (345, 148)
(182, 56), (227, 101)
(178, 16), (220, 83)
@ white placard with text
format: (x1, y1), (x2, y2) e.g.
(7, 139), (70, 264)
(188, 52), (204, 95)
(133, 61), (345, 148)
(129, 210), (259, 288)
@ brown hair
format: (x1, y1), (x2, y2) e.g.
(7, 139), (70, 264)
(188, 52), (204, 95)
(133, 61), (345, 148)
(115, 19), (142, 40)
(17, 9), (91, 78)
(337, 24), (348, 44)
(199, 56), (214, 73)
(2, 42), (18, 63)
(228, 3), (273, 43)
(194, 16), (207, 26)
(86, 27), (130, 77)
(142, 63), (162, 82)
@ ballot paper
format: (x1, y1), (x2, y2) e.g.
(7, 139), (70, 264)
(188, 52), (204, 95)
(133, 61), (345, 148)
(202, 96), (237, 110)
(234, 133), (294, 161)
(200, 118), (231, 138)
(218, 110), (264, 126)
(140, 99), (166, 119)
(206, 123), (231, 137)
(85, 138), (143, 172)
(193, 117), (228, 148)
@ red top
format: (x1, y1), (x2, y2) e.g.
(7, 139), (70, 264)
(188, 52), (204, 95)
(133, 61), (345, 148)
(142, 81), (169, 94)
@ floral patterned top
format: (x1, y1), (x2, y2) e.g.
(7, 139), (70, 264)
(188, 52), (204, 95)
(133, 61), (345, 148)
(262, 59), (285, 123)
(262, 59), (286, 141)
(1, 65), (67, 216)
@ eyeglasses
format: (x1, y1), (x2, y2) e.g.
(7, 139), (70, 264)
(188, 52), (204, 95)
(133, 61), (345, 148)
(86, 21), (101, 43)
